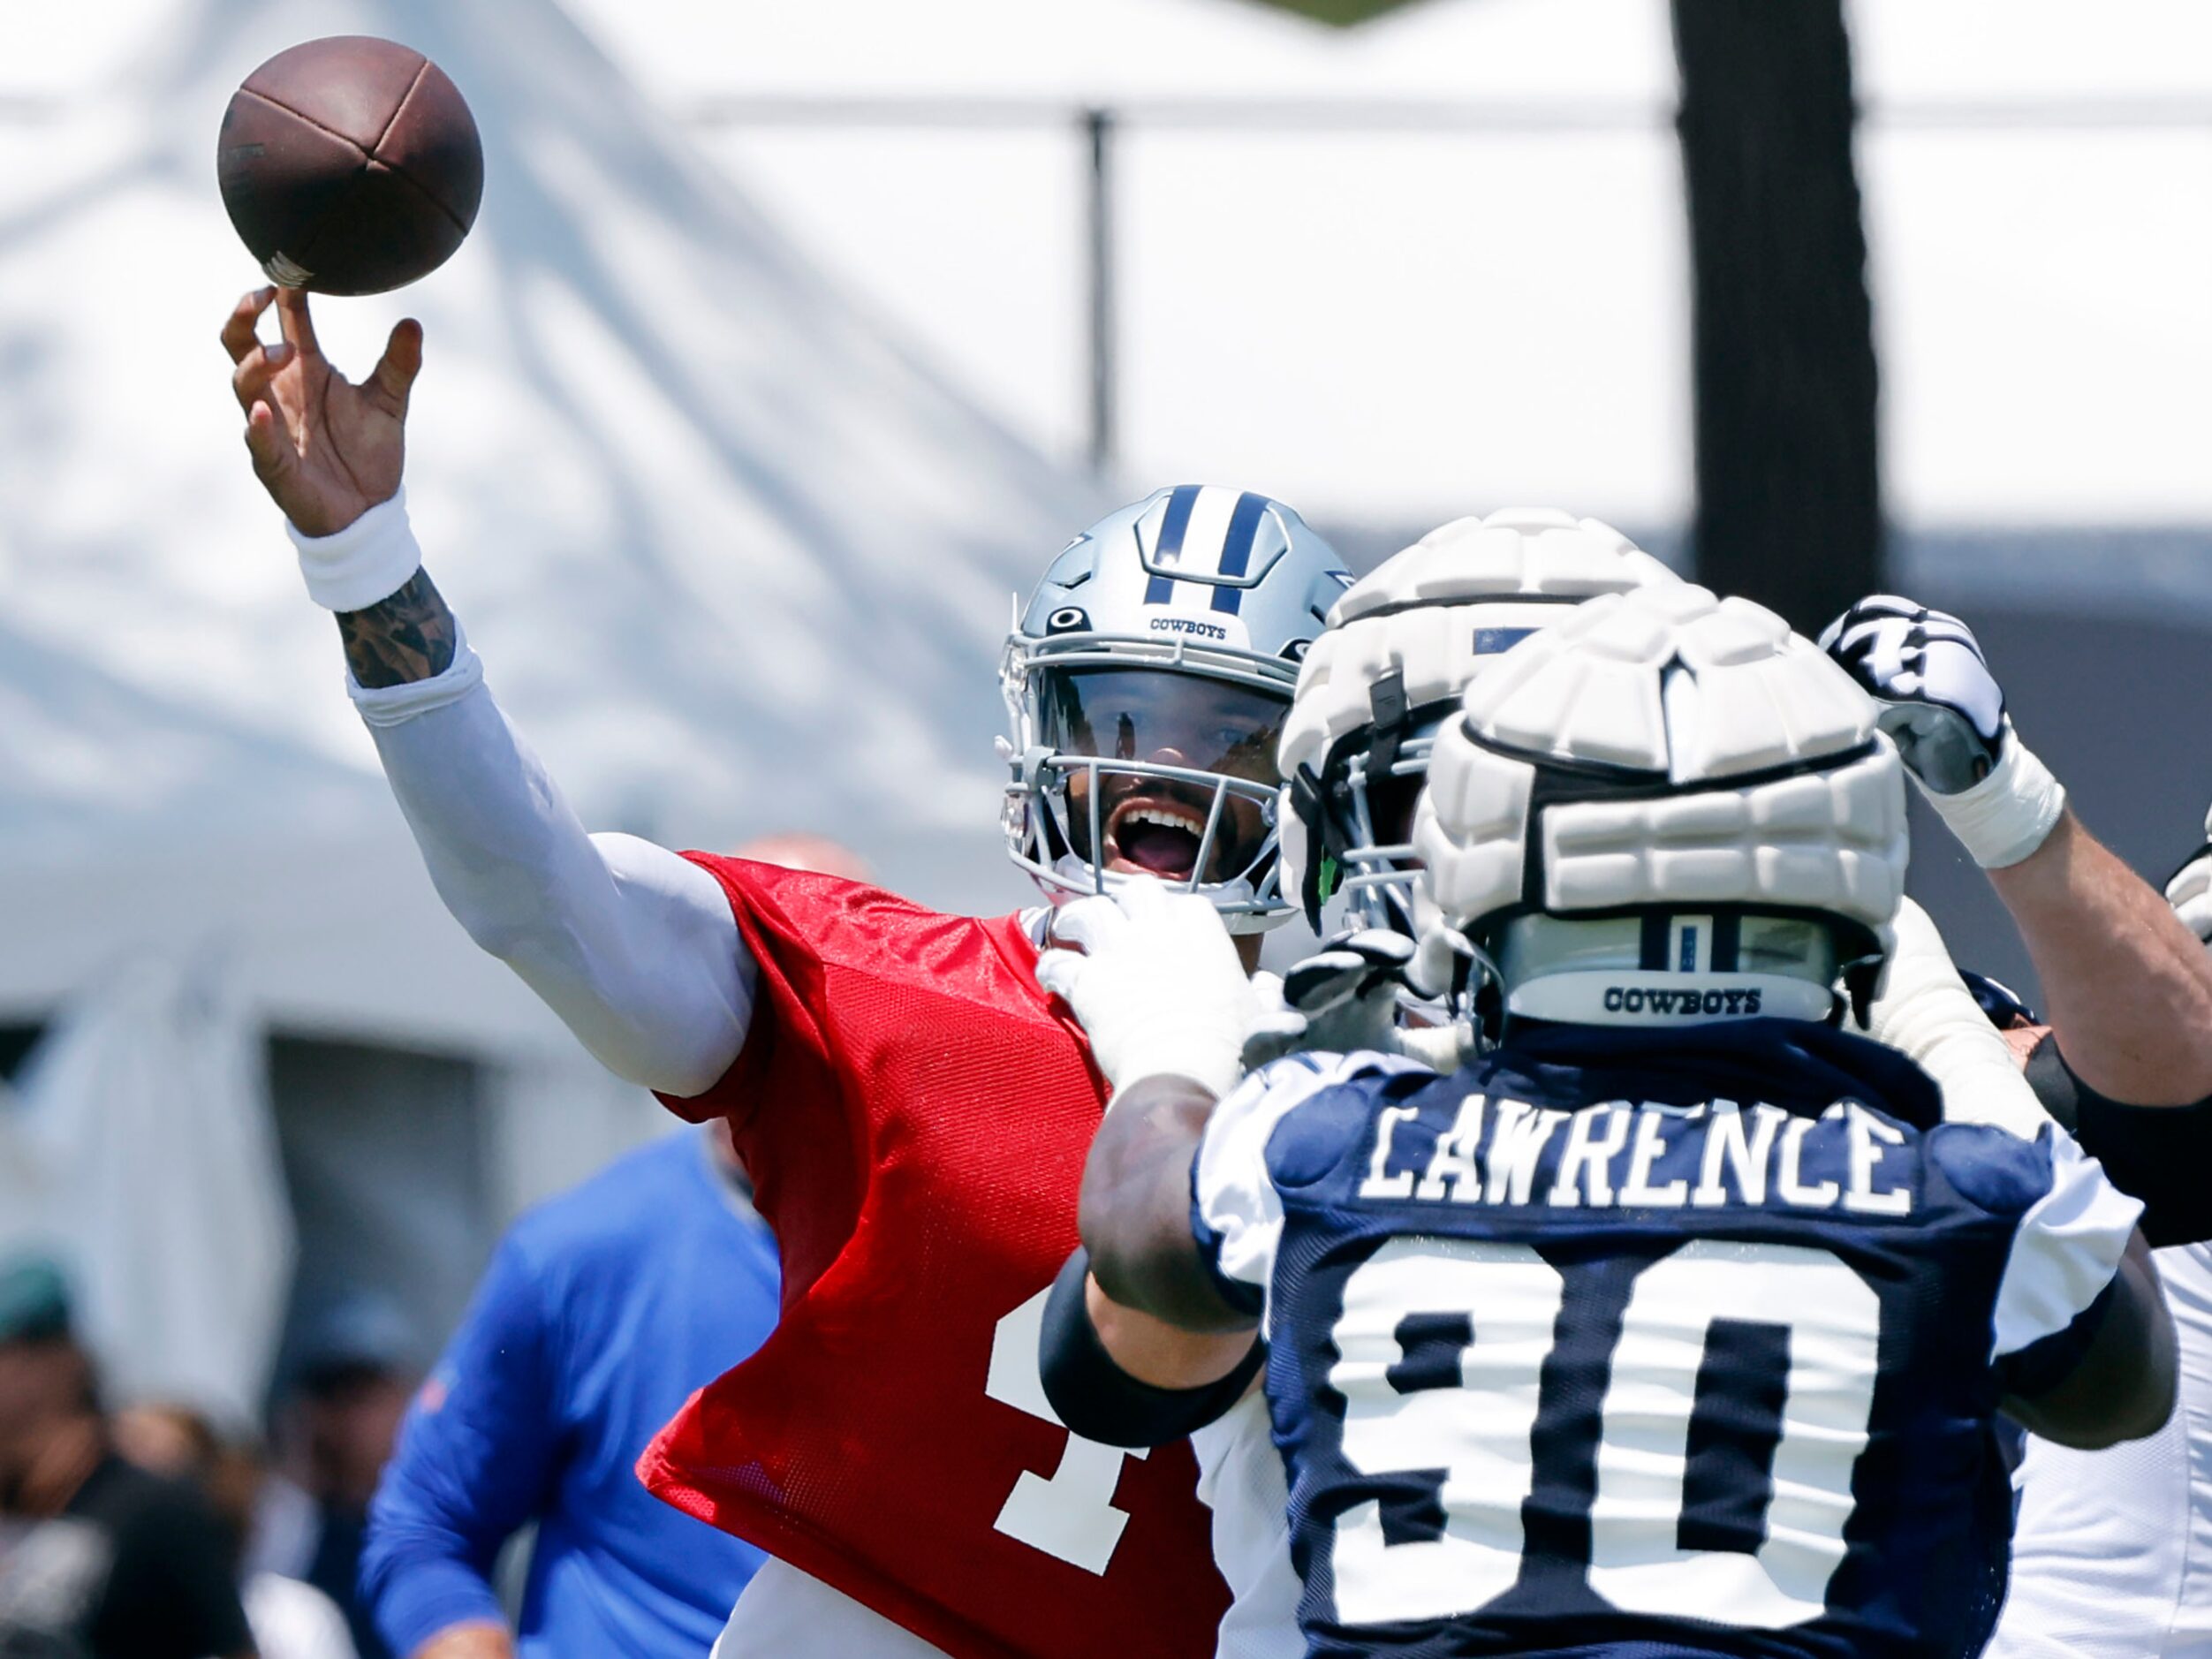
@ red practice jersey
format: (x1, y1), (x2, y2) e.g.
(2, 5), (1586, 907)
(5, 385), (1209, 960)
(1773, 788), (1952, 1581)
(639, 855), (1231, 1659)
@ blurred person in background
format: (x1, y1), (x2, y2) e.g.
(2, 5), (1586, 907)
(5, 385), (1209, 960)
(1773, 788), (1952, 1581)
(359, 1109), (780, 1659)
(0, 1256), (255, 1659)
(113, 1402), (357, 1659)
(360, 834), (810, 1659)
(267, 1297), (425, 1659)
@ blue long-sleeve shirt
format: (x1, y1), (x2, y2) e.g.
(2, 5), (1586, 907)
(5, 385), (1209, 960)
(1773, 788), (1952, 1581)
(361, 1127), (779, 1656)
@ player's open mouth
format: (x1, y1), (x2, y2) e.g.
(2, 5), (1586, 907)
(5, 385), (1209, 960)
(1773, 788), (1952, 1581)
(1106, 799), (1210, 880)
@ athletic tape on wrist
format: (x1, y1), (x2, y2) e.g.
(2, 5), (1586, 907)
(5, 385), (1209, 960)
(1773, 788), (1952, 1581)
(1925, 730), (2066, 869)
(289, 489), (424, 612)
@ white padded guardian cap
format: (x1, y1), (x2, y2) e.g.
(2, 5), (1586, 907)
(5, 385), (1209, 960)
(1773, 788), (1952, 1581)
(1413, 582), (1908, 1027)
(1279, 509), (1678, 928)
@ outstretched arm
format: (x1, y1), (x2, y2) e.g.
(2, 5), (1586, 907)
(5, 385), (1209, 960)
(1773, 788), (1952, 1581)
(1827, 596), (2212, 1105)
(222, 287), (751, 1097)
(1986, 812), (2212, 1105)
(354, 637), (751, 1096)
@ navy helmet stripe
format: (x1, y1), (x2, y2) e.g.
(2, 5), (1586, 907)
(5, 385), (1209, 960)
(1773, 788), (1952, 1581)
(1144, 484), (1204, 606)
(1712, 912), (1741, 973)
(1211, 491), (1269, 615)
(1216, 491), (1269, 580)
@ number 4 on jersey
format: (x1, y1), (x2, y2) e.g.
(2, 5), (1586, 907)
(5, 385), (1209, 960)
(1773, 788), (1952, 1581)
(986, 1288), (1148, 1574)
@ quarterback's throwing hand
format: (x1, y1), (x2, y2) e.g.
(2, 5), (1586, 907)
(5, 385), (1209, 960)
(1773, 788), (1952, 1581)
(1820, 595), (2004, 795)
(1036, 878), (1254, 1101)
(220, 285), (421, 537)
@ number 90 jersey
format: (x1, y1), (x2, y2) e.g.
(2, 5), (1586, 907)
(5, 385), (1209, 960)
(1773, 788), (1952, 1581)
(1193, 1021), (2144, 1659)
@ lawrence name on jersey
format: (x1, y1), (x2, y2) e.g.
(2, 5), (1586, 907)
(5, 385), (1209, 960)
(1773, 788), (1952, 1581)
(1200, 1031), (2130, 1658)
(1044, 583), (2174, 1659)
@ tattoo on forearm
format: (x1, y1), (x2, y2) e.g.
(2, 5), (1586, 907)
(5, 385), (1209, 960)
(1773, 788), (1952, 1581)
(336, 566), (458, 687)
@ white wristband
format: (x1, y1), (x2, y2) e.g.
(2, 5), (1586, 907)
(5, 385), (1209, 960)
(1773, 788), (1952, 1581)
(1922, 726), (2066, 869)
(288, 489), (424, 612)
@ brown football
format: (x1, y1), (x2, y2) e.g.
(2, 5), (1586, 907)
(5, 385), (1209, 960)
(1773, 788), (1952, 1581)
(216, 35), (483, 296)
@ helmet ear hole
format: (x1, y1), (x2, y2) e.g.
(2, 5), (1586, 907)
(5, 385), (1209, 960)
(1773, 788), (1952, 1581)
(1279, 639), (1310, 663)
(1046, 606), (1090, 634)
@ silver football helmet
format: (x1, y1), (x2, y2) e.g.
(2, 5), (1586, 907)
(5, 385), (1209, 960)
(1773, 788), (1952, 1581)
(1001, 485), (1352, 931)
(1279, 510), (1678, 935)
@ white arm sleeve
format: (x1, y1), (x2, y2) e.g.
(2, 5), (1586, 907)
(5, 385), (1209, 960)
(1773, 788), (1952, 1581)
(352, 640), (754, 1097)
(1861, 897), (2051, 1138)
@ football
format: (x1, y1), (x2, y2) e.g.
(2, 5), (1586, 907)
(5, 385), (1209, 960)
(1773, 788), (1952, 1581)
(216, 35), (483, 296)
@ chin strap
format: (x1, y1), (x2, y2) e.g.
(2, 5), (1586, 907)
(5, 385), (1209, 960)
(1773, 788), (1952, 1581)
(1288, 763), (1330, 929)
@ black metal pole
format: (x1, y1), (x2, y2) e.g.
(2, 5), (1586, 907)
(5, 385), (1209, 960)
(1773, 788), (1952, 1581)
(1084, 106), (1118, 474)
(1672, 0), (1882, 633)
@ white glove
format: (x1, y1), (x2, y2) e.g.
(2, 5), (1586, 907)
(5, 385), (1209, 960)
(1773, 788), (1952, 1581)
(1857, 897), (2050, 1138)
(1242, 929), (1475, 1073)
(2166, 805), (2212, 948)
(1822, 595), (2064, 868)
(1035, 877), (1256, 1101)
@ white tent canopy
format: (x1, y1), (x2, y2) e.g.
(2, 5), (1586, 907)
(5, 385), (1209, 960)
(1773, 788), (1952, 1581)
(561, 0), (2212, 535)
(559, 0), (1676, 105)
(4, 0), (2208, 1037)
(0, 956), (293, 1421)
(0, 0), (1102, 1057)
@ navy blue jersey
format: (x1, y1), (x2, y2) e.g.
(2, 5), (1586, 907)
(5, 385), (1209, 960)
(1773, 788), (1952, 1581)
(1191, 1020), (2141, 1659)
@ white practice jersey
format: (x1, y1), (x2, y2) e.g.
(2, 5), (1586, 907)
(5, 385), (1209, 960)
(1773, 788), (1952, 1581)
(1990, 1242), (2212, 1658)
(1193, 1390), (1305, 1659)
(713, 1557), (954, 1659)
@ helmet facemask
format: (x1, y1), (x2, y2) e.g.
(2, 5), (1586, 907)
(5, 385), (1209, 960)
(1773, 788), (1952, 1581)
(1292, 708), (1441, 937)
(1002, 637), (1299, 930)
(1001, 485), (1352, 931)
(1276, 509), (1681, 943)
